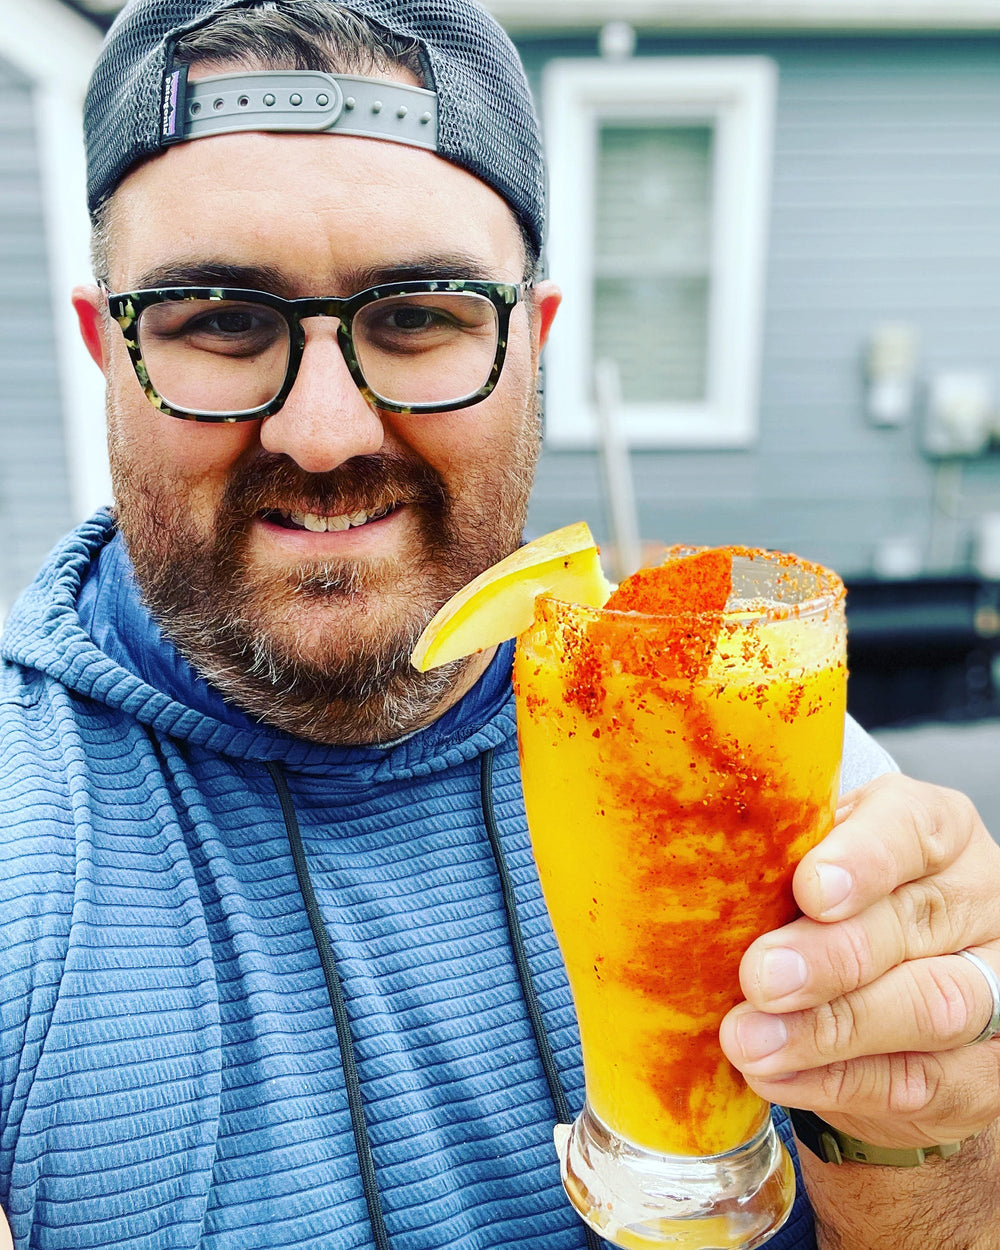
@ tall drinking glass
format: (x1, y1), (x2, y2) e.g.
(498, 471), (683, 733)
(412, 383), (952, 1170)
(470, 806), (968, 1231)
(513, 548), (847, 1250)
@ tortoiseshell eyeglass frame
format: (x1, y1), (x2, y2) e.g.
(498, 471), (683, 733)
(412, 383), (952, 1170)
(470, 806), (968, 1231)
(103, 278), (531, 422)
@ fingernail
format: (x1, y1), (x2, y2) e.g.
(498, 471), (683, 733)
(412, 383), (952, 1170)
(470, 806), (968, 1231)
(815, 862), (852, 913)
(735, 1013), (788, 1061)
(761, 947), (808, 999)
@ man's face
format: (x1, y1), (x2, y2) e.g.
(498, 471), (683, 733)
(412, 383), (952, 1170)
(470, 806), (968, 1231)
(75, 118), (559, 744)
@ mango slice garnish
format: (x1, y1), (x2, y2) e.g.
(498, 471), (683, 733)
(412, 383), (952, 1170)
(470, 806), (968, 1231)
(410, 521), (613, 671)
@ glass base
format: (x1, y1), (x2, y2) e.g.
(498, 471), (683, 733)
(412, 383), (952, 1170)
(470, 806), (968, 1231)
(554, 1104), (795, 1250)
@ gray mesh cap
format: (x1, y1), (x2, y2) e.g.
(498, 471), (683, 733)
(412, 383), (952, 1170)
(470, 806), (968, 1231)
(84, 0), (546, 254)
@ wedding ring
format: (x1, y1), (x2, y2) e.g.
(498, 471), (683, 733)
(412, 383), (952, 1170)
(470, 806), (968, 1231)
(957, 949), (1000, 1046)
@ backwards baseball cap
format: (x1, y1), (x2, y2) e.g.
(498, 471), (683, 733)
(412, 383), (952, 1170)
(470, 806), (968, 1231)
(84, 0), (546, 253)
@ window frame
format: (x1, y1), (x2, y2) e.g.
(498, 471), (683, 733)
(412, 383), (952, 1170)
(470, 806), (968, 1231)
(542, 55), (777, 449)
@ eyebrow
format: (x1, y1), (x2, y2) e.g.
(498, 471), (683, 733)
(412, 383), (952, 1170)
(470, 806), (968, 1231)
(127, 253), (504, 296)
(129, 262), (288, 292)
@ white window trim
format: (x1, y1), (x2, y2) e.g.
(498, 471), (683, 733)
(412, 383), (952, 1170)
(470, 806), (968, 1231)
(542, 56), (776, 449)
(0, 0), (111, 521)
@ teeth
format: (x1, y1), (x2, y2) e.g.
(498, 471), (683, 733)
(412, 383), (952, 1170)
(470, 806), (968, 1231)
(293, 510), (375, 532)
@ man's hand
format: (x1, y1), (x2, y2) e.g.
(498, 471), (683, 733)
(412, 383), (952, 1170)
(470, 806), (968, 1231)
(719, 774), (1000, 1247)
(720, 774), (1000, 1146)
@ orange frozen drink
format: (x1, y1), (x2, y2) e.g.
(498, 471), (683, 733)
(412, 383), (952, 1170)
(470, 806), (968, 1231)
(513, 546), (847, 1247)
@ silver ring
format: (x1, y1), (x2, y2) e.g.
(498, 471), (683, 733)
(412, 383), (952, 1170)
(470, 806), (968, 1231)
(957, 949), (1000, 1045)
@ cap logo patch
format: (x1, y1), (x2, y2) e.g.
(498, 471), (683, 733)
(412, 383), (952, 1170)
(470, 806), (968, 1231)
(161, 66), (187, 141)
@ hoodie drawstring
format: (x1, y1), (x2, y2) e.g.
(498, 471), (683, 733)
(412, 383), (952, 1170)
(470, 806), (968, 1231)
(267, 758), (392, 1250)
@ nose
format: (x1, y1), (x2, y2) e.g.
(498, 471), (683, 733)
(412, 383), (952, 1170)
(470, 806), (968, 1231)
(258, 322), (385, 473)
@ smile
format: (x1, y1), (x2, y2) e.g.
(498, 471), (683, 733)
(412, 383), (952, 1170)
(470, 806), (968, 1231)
(263, 504), (397, 533)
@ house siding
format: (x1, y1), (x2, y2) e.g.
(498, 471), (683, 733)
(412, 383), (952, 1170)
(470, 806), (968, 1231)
(523, 35), (1000, 579)
(0, 54), (74, 614)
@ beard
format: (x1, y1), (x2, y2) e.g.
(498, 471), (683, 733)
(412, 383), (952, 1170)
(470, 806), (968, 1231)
(108, 415), (539, 745)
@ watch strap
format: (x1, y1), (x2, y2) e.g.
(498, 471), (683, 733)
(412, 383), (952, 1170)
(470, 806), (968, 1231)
(785, 1107), (966, 1167)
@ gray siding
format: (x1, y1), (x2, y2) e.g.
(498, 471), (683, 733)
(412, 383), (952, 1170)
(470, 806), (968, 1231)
(524, 36), (1000, 579)
(0, 56), (74, 612)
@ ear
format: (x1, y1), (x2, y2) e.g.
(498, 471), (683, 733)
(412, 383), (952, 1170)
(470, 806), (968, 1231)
(72, 284), (110, 372)
(530, 280), (561, 354)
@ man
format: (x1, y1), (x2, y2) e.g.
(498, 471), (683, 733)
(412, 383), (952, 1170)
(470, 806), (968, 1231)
(1, 0), (998, 1246)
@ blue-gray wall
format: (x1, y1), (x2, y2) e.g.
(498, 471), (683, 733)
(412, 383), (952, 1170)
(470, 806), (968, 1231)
(0, 56), (74, 612)
(522, 35), (1000, 579)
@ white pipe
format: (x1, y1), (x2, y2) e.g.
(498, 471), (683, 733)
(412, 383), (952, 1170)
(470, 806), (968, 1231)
(594, 357), (642, 581)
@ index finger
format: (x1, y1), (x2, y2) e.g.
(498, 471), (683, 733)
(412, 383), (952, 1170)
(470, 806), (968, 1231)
(792, 773), (986, 922)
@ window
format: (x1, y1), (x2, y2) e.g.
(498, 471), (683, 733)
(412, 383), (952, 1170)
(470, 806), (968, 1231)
(542, 57), (776, 448)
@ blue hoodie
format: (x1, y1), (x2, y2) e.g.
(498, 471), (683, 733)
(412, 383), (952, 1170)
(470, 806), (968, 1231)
(0, 514), (895, 1249)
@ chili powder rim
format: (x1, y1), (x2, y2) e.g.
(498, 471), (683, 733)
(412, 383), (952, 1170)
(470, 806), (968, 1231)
(537, 546), (846, 627)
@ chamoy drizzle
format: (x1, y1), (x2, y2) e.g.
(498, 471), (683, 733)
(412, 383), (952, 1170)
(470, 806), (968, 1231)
(514, 547), (847, 1156)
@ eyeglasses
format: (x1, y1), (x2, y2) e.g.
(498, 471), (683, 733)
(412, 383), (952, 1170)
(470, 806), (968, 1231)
(105, 279), (532, 422)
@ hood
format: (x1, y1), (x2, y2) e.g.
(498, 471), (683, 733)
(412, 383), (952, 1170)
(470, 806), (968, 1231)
(0, 513), (517, 781)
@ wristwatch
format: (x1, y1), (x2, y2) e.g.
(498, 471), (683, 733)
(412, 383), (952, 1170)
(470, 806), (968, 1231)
(785, 1107), (967, 1167)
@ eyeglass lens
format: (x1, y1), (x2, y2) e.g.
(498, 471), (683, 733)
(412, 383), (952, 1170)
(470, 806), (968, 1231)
(135, 292), (502, 416)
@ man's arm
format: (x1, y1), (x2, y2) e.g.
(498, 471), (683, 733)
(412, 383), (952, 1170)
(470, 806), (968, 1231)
(799, 1119), (1000, 1250)
(719, 774), (1000, 1248)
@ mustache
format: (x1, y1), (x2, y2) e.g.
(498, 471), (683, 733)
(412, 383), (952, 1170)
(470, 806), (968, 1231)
(217, 451), (449, 524)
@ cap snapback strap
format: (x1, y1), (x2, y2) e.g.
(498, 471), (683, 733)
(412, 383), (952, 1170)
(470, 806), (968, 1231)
(162, 68), (439, 151)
